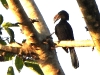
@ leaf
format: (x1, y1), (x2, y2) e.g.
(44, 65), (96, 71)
(2, 22), (19, 28)
(0, 0), (9, 9)
(0, 14), (3, 25)
(4, 52), (14, 61)
(7, 66), (15, 75)
(4, 28), (15, 43)
(0, 30), (2, 35)
(15, 56), (23, 72)
(0, 38), (7, 45)
(2, 22), (13, 28)
(24, 61), (44, 75)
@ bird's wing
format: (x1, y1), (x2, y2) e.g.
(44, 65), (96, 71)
(64, 22), (74, 40)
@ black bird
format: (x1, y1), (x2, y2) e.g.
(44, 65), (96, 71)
(54, 10), (79, 69)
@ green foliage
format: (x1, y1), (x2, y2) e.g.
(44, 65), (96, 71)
(2, 22), (19, 28)
(7, 66), (15, 75)
(24, 61), (44, 75)
(2, 22), (13, 28)
(0, 0), (8, 9)
(1, 22), (19, 43)
(15, 56), (23, 72)
(0, 37), (7, 45)
(4, 52), (14, 61)
(0, 14), (3, 25)
(0, 14), (3, 35)
(4, 28), (15, 43)
(0, 4), (44, 75)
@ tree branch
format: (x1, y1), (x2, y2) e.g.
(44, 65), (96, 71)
(6, 0), (65, 75)
(6, 0), (39, 44)
(77, 0), (100, 53)
(19, 0), (50, 40)
(54, 40), (94, 47)
(0, 40), (94, 55)
(0, 44), (20, 54)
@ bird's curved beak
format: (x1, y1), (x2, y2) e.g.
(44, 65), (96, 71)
(54, 14), (60, 23)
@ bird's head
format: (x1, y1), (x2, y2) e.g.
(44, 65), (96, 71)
(54, 10), (69, 23)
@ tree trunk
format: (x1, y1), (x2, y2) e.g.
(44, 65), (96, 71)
(20, 0), (50, 41)
(76, 0), (100, 53)
(6, 0), (65, 75)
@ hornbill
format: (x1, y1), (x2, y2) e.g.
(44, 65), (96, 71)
(54, 10), (79, 69)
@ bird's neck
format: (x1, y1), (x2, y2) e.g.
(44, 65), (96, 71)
(60, 19), (67, 22)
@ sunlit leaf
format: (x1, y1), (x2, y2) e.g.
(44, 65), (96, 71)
(15, 56), (23, 72)
(0, 0), (9, 9)
(7, 66), (15, 75)
(2, 22), (13, 28)
(24, 61), (44, 75)
(2, 22), (19, 28)
(0, 14), (3, 25)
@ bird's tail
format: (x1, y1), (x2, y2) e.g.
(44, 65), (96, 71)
(69, 47), (79, 69)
